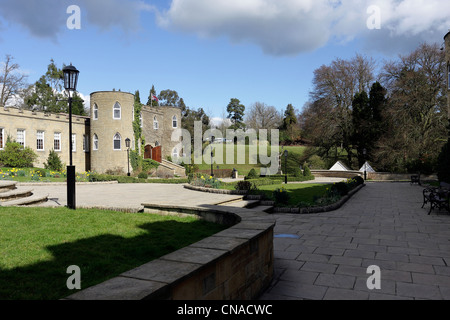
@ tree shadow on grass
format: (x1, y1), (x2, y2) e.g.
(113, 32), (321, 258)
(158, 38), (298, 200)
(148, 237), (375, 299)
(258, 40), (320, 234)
(0, 220), (225, 300)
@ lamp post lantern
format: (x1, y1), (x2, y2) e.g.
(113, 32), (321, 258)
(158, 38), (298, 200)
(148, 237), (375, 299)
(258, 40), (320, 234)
(63, 64), (79, 210)
(284, 149), (288, 184)
(125, 138), (131, 177)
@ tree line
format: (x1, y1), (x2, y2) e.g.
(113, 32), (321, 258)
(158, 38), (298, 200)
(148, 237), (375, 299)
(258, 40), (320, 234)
(301, 43), (448, 173)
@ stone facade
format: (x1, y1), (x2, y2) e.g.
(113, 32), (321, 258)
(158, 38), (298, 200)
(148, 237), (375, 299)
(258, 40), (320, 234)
(0, 91), (182, 174)
(0, 107), (89, 171)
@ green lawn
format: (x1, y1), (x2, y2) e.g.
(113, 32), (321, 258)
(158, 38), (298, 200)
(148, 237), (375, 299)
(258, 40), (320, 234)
(196, 144), (307, 176)
(0, 207), (226, 300)
(258, 183), (330, 206)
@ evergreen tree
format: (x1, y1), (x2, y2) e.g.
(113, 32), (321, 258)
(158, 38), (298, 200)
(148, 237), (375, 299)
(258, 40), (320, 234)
(147, 85), (157, 106)
(226, 98), (245, 130)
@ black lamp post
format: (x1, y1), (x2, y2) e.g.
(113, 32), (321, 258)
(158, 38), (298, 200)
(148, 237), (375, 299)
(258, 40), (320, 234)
(63, 64), (79, 210)
(210, 136), (215, 177)
(363, 148), (367, 181)
(125, 138), (131, 177)
(284, 149), (288, 184)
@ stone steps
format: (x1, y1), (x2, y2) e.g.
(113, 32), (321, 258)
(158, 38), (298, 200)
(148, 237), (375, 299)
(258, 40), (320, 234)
(0, 181), (49, 207)
(218, 198), (274, 213)
(0, 181), (18, 193)
(0, 188), (33, 201)
(2, 194), (49, 207)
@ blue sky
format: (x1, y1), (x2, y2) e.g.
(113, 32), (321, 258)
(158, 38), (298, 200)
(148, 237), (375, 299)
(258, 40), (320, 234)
(1, 0), (449, 121)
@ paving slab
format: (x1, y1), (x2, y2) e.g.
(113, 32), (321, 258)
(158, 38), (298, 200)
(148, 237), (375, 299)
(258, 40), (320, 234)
(263, 182), (450, 300)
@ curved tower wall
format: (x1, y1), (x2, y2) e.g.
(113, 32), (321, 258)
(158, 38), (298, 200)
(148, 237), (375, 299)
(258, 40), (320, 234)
(90, 91), (135, 174)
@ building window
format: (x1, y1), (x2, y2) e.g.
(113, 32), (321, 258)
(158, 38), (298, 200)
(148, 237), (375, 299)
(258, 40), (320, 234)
(113, 133), (121, 150)
(113, 102), (121, 119)
(93, 104), (99, 120)
(140, 113), (143, 128)
(172, 115), (178, 128)
(17, 129), (25, 147)
(72, 134), (76, 152)
(93, 134), (99, 151)
(172, 148), (179, 159)
(37, 131), (45, 151)
(83, 135), (89, 152)
(153, 116), (159, 130)
(0, 128), (4, 150)
(54, 132), (61, 151)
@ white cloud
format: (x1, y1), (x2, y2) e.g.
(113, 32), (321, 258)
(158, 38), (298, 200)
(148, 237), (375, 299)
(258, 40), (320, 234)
(0, 0), (153, 39)
(157, 0), (450, 56)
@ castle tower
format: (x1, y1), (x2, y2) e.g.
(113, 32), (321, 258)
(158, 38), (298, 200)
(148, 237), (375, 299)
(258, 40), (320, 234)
(445, 31), (450, 121)
(90, 91), (135, 174)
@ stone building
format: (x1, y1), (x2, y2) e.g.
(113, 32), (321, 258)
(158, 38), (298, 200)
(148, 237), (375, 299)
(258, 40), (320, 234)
(0, 91), (182, 174)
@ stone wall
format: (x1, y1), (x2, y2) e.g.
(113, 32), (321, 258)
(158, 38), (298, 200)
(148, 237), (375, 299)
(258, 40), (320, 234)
(141, 105), (182, 160)
(65, 204), (275, 300)
(90, 91), (135, 174)
(0, 107), (89, 171)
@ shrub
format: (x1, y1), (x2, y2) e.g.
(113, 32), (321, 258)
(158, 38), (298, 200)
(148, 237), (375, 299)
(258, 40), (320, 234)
(138, 172), (148, 179)
(235, 180), (255, 192)
(142, 159), (159, 173)
(246, 168), (258, 180)
(352, 176), (365, 186)
(331, 182), (349, 196)
(293, 168), (303, 178)
(44, 149), (63, 172)
(0, 142), (37, 168)
(273, 188), (290, 205)
(303, 165), (312, 177)
(307, 155), (327, 170)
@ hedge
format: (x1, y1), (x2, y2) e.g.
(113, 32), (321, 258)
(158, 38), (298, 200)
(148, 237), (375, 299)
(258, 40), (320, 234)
(89, 173), (188, 184)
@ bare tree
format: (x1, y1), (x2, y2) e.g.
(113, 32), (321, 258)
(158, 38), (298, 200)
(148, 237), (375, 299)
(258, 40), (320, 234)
(307, 54), (376, 167)
(0, 55), (28, 108)
(376, 43), (447, 172)
(245, 102), (282, 131)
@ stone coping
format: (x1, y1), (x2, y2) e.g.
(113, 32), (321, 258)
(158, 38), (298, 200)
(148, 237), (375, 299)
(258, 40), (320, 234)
(184, 184), (248, 195)
(17, 181), (119, 186)
(65, 203), (275, 300)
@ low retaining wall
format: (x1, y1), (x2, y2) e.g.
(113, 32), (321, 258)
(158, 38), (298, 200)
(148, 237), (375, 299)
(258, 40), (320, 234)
(273, 184), (365, 214)
(184, 184), (248, 195)
(311, 170), (362, 179)
(66, 204), (275, 300)
(367, 172), (437, 181)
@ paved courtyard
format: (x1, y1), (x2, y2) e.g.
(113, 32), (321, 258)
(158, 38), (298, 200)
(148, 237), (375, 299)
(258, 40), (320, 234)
(260, 182), (450, 300)
(28, 181), (450, 300)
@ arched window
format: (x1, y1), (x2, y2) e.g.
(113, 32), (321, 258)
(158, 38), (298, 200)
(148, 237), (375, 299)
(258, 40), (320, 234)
(93, 134), (99, 151)
(140, 113), (143, 128)
(172, 115), (178, 128)
(153, 116), (159, 130)
(113, 133), (121, 150)
(93, 104), (98, 120)
(113, 102), (121, 119)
